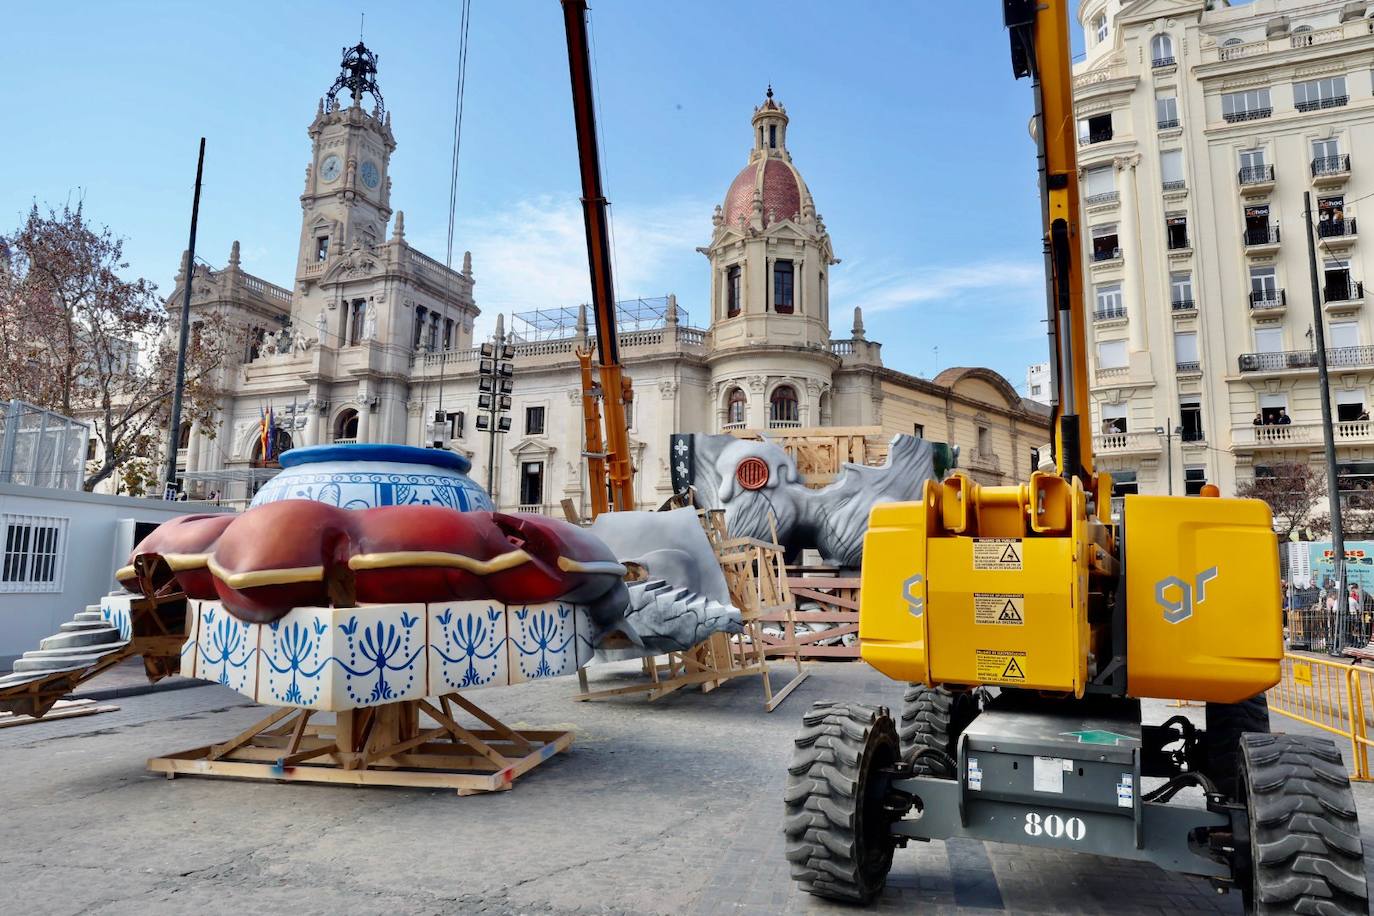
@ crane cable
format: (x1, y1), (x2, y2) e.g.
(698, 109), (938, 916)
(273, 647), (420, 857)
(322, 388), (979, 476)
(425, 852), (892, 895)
(445, 0), (473, 271)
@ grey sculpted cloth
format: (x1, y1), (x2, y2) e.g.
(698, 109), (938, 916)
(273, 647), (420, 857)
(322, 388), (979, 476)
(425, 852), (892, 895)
(675, 433), (936, 568)
(587, 507), (743, 657)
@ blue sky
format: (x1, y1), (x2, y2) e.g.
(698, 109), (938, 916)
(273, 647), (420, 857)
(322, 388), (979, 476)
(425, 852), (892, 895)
(5, 1), (1072, 388)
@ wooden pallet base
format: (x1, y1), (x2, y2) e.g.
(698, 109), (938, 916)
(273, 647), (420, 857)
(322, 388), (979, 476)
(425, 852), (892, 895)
(147, 692), (572, 795)
(574, 631), (808, 713)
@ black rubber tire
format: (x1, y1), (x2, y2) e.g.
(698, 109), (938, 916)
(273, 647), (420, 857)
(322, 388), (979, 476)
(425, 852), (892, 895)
(1239, 732), (1368, 915)
(1205, 694), (1271, 799)
(783, 701), (900, 904)
(898, 684), (979, 776)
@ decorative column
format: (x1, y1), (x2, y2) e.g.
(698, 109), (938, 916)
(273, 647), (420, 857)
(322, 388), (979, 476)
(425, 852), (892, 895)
(186, 421), (203, 478)
(1116, 154), (1147, 353)
(357, 395), (372, 443)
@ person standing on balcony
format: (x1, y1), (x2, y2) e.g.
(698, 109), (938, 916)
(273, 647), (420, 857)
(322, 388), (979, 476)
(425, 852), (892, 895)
(1278, 408), (1292, 425)
(1253, 412), (1263, 426)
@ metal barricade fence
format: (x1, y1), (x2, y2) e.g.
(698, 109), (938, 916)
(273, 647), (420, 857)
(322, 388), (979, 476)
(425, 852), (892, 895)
(1268, 653), (1368, 779)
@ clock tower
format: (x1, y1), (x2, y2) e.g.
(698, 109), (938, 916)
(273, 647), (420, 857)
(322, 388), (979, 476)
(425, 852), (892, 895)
(296, 42), (396, 283)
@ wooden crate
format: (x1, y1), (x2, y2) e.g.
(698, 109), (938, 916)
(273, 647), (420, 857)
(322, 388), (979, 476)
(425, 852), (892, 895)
(727, 426), (889, 488)
(758, 572), (861, 661)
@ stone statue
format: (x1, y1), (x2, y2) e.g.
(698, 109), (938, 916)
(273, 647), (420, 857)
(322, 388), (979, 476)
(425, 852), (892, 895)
(363, 304), (378, 341)
(315, 310), (328, 345)
(262, 335), (278, 357)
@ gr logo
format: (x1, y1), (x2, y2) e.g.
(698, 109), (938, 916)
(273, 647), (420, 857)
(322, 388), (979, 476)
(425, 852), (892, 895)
(902, 574), (924, 618)
(1155, 567), (1218, 624)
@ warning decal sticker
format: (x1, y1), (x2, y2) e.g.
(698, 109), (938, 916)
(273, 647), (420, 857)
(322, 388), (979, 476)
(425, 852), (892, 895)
(974, 593), (1025, 626)
(973, 538), (1022, 571)
(976, 648), (1028, 684)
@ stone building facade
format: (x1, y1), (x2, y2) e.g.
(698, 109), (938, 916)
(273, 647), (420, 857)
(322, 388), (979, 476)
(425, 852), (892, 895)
(154, 50), (1047, 511)
(1075, 0), (1374, 498)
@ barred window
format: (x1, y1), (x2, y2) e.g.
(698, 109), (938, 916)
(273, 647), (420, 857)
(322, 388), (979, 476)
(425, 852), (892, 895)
(1, 515), (66, 593)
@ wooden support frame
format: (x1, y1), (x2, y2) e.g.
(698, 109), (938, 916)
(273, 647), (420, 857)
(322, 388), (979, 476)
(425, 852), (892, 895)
(147, 692), (573, 796)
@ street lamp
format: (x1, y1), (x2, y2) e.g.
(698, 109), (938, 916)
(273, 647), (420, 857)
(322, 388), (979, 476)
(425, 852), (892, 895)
(477, 319), (514, 496)
(1154, 417), (1182, 495)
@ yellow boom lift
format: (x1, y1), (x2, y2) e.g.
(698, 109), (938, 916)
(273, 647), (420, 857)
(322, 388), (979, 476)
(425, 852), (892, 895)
(782, 3), (1368, 912)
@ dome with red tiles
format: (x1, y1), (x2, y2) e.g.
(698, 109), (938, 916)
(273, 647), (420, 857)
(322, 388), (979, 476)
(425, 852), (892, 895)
(722, 158), (804, 229)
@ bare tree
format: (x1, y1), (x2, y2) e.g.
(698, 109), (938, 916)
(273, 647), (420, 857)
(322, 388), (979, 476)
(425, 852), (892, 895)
(1236, 462), (1328, 542)
(0, 203), (229, 491)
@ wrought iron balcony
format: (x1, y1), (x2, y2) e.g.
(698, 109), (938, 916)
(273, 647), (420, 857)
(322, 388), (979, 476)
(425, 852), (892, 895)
(1319, 218), (1357, 240)
(1176, 360), (1201, 373)
(1157, 117), (1180, 130)
(1296, 95), (1348, 113)
(1238, 164), (1276, 185)
(1092, 246), (1122, 263)
(1093, 307), (1127, 322)
(1224, 108), (1272, 123)
(1162, 179), (1186, 192)
(1152, 56), (1176, 68)
(1244, 226), (1280, 247)
(1171, 298), (1196, 312)
(1237, 346), (1374, 373)
(1084, 191), (1119, 205)
(1324, 280), (1364, 303)
(1249, 289), (1286, 310)
(1313, 154), (1352, 177)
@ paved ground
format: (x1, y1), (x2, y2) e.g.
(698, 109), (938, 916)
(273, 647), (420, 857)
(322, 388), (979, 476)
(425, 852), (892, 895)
(1, 661), (1370, 915)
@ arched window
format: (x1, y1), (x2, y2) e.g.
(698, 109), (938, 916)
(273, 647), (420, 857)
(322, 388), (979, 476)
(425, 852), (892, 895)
(769, 385), (799, 427)
(333, 408), (359, 443)
(727, 388), (747, 426)
(251, 429), (294, 468)
(177, 421), (192, 449)
(1151, 34), (1173, 66)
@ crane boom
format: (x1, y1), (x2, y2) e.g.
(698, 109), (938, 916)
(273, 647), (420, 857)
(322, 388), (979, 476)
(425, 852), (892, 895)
(561, 0), (635, 515)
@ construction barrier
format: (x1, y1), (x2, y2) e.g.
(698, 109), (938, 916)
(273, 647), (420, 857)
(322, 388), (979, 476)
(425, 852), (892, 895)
(1269, 652), (1370, 779)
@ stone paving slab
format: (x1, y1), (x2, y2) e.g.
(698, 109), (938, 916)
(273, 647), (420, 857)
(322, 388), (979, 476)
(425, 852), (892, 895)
(0, 660), (1369, 914)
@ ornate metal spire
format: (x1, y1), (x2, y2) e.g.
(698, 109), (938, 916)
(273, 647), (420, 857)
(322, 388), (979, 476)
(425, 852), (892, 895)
(325, 42), (385, 114)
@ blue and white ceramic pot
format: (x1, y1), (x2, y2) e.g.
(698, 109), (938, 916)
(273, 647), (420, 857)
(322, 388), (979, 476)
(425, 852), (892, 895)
(250, 444), (492, 511)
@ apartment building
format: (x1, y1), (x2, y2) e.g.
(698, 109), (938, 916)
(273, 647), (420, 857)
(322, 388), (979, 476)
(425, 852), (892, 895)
(1075, 0), (1374, 500)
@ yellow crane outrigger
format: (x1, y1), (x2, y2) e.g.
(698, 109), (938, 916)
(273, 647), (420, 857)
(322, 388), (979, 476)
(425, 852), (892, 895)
(782, 3), (1367, 912)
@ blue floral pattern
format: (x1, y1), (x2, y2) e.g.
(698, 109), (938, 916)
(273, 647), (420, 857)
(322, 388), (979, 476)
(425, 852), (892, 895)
(195, 606), (258, 693)
(252, 470), (491, 511)
(431, 604), (507, 690)
(508, 604), (577, 682)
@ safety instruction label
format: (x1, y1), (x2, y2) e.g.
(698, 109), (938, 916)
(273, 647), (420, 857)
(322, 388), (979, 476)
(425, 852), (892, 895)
(974, 593), (1025, 626)
(975, 648), (1028, 683)
(1293, 661), (1313, 687)
(973, 538), (1022, 570)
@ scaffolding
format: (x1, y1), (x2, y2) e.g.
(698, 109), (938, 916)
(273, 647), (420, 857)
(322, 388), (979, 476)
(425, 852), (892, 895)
(510, 295), (685, 341)
(0, 401), (89, 491)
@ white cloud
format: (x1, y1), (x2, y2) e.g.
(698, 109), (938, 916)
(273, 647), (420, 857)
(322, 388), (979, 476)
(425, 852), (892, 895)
(831, 258), (1044, 315)
(412, 195), (710, 339)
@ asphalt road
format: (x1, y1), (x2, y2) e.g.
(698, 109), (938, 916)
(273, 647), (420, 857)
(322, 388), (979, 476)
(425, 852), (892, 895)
(1, 661), (1369, 915)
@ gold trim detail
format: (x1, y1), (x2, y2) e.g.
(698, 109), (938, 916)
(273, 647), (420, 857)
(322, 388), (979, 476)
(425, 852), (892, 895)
(115, 565), (137, 582)
(208, 557), (325, 589)
(556, 556), (628, 576)
(347, 549), (532, 575)
(163, 553), (211, 572)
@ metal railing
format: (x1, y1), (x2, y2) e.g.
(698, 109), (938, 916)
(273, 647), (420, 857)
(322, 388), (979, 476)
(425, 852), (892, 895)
(1319, 218), (1358, 239)
(1244, 225), (1280, 246)
(1313, 154), (1352, 177)
(1161, 179), (1186, 191)
(1325, 280), (1364, 304)
(1224, 107), (1272, 123)
(1238, 164), (1275, 185)
(1084, 191), (1119, 205)
(1151, 56), (1175, 68)
(1249, 289), (1286, 310)
(1296, 95), (1349, 113)
(1171, 298), (1196, 312)
(1157, 117), (1180, 130)
(1093, 307), (1126, 322)
(1270, 653), (1365, 778)
(1239, 345), (1374, 372)
(1176, 360), (1201, 372)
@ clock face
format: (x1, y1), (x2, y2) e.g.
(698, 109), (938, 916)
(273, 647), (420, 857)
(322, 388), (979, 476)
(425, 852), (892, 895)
(361, 160), (380, 190)
(320, 155), (342, 182)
